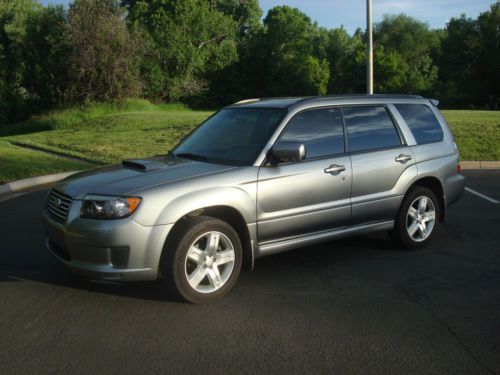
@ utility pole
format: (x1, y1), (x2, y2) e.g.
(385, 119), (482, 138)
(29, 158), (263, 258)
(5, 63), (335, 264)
(366, 0), (374, 94)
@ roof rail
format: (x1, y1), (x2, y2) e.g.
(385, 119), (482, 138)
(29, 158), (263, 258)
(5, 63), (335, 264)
(298, 94), (423, 103)
(429, 98), (439, 107)
(234, 98), (260, 105)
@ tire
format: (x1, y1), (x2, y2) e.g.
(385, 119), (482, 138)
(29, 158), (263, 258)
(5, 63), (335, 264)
(160, 216), (242, 303)
(392, 186), (440, 250)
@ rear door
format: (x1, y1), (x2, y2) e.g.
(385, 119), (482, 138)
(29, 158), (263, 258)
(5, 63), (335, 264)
(257, 107), (352, 244)
(344, 105), (416, 225)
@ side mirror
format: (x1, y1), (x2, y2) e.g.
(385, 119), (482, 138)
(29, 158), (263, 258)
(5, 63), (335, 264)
(271, 142), (306, 164)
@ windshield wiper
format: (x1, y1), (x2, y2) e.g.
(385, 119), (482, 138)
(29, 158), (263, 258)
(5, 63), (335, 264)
(174, 152), (208, 162)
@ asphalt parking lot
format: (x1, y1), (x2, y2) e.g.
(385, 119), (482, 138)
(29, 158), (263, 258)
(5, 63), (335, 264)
(0, 170), (499, 374)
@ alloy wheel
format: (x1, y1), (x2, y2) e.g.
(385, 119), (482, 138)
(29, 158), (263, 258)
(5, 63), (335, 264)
(406, 196), (436, 242)
(184, 231), (236, 293)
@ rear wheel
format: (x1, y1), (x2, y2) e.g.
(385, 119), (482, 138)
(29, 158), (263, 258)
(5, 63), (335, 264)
(392, 186), (440, 250)
(161, 216), (242, 303)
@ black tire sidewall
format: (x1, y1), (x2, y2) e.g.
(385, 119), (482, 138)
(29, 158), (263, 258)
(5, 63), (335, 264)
(395, 187), (440, 250)
(162, 216), (243, 303)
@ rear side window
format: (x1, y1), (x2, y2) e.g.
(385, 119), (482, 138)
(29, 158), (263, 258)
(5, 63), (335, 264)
(280, 108), (345, 159)
(395, 104), (444, 144)
(343, 106), (401, 153)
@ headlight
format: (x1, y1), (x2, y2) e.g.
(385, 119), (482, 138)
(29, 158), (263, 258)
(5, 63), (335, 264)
(81, 195), (142, 219)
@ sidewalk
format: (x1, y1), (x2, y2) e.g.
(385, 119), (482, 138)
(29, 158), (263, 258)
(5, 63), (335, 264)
(0, 171), (78, 196)
(460, 161), (500, 169)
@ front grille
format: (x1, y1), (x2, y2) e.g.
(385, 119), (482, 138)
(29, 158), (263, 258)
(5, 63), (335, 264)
(47, 189), (72, 223)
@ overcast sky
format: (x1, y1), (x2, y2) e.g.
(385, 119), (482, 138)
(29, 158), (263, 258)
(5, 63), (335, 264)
(40, 0), (495, 34)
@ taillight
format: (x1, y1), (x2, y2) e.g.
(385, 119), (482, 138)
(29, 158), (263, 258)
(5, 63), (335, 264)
(456, 163), (461, 173)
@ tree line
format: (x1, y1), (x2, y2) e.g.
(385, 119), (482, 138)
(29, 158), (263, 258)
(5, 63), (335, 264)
(0, 0), (499, 125)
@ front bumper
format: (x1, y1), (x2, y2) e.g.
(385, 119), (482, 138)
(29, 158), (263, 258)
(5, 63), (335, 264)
(42, 204), (173, 281)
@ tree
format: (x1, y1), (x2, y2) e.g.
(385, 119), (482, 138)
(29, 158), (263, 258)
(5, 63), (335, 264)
(476, 3), (500, 108)
(65, 0), (142, 101)
(325, 27), (365, 93)
(0, 0), (38, 123)
(436, 15), (480, 106)
(0, 0), (69, 124)
(374, 46), (408, 92)
(374, 14), (439, 94)
(23, 5), (69, 111)
(1, 0), (499, 118)
(247, 6), (330, 97)
(212, 0), (262, 36)
(127, 0), (238, 101)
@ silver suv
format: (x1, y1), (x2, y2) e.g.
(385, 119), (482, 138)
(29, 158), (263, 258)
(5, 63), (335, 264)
(43, 95), (465, 303)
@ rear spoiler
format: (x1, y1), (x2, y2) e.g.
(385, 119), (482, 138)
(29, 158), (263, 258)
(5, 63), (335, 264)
(429, 98), (439, 107)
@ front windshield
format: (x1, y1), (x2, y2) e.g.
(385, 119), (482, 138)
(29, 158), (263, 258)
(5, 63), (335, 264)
(173, 108), (286, 166)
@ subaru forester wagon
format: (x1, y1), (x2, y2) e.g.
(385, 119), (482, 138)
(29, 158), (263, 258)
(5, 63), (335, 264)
(43, 95), (465, 303)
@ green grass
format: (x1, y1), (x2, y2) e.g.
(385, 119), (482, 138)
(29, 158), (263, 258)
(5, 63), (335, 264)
(441, 110), (500, 161)
(0, 101), (498, 184)
(0, 99), (193, 137)
(0, 140), (91, 184)
(5, 110), (211, 164)
(0, 99), (211, 183)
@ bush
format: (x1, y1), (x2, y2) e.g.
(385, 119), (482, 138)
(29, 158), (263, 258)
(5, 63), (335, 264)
(65, 0), (142, 101)
(0, 0), (68, 124)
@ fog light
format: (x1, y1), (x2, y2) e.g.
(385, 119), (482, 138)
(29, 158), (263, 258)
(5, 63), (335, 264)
(110, 247), (129, 269)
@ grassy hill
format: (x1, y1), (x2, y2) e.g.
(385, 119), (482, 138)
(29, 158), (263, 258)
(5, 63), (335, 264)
(438, 110), (500, 161)
(0, 100), (211, 183)
(1, 99), (499, 183)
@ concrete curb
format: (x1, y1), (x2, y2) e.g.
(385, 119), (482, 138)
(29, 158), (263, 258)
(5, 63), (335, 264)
(0, 171), (78, 196)
(461, 161), (500, 169)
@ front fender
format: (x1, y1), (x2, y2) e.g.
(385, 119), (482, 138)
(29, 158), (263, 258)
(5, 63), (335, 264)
(154, 186), (256, 226)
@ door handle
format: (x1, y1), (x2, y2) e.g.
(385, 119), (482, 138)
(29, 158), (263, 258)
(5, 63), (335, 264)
(395, 154), (412, 164)
(324, 164), (346, 175)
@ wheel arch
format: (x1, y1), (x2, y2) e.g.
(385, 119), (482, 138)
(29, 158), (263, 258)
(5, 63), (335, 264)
(163, 205), (254, 271)
(406, 176), (445, 221)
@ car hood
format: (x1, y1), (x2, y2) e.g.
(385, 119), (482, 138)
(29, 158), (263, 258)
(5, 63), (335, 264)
(55, 156), (235, 199)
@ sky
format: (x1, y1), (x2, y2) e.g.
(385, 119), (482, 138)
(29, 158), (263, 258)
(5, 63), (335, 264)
(40, 0), (495, 34)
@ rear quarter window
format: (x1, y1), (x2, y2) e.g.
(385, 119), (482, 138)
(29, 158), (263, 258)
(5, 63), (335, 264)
(395, 104), (444, 145)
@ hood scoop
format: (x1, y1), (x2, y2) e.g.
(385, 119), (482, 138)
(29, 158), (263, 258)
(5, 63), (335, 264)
(122, 159), (166, 172)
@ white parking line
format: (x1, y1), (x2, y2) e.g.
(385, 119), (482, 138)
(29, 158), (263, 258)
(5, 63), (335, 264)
(465, 187), (499, 204)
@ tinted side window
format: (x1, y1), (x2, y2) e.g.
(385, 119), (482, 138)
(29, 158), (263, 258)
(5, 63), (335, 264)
(395, 104), (444, 144)
(280, 108), (345, 159)
(343, 106), (401, 153)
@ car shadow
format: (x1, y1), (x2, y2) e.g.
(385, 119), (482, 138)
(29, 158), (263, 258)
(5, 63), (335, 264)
(0, 189), (406, 303)
(0, 236), (403, 304)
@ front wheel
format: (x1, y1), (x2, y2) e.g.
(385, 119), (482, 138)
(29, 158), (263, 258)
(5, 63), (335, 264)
(161, 216), (242, 303)
(392, 186), (440, 250)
